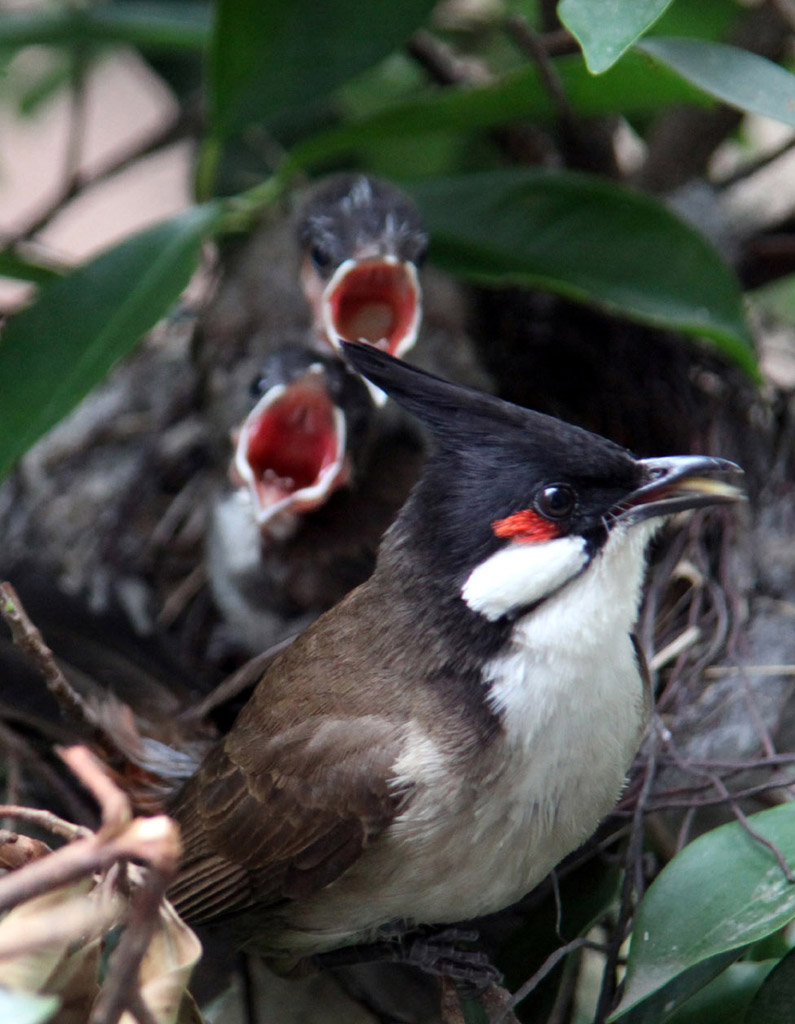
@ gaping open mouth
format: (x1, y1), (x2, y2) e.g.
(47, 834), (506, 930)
(614, 455), (745, 525)
(232, 369), (349, 531)
(322, 256), (421, 360)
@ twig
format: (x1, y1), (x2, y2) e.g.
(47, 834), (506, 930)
(407, 29), (491, 86)
(0, 719), (91, 825)
(439, 977), (467, 1024)
(492, 938), (594, 1023)
(89, 868), (171, 1024)
(593, 732), (659, 1023)
(58, 746), (131, 836)
(705, 664), (795, 678)
(664, 744), (795, 882)
(505, 14), (576, 126)
(0, 582), (143, 774)
(0, 804), (178, 916)
(0, 583), (117, 752)
(0, 804), (90, 842)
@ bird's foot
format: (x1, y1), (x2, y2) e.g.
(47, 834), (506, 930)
(403, 927), (502, 990)
(312, 926), (501, 989)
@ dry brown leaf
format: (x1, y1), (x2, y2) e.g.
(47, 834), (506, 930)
(118, 895), (202, 1024)
(0, 877), (121, 1024)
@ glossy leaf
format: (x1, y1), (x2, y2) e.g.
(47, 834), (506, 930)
(612, 805), (795, 1021)
(559, 0), (675, 74)
(0, 988), (58, 1024)
(637, 38), (795, 127)
(290, 53), (706, 172)
(744, 947), (795, 1023)
(408, 170), (757, 377)
(665, 961), (775, 1024)
(0, 204), (222, 481)
(209, 0), (436, 140)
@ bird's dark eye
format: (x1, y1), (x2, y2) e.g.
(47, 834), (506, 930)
(310, 243), (332, 272)
(537, 484), (576, 520)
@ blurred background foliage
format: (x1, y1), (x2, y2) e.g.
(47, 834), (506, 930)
(2, 1), (795, 1022)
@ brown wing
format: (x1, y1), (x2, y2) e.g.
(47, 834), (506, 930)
(168, 705), (407, 924)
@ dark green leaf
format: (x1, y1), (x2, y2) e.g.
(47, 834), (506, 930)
(637, 38), (795, 127)
(209, 0), (436, 140)
(0, 204), (222, 481)
(611, 805), (795, 1021)
(408, 170), (757, 377)
(0, 5), (209, 53)
(559, 0), (675, 74)
(665, 961), (775, 1024)
(744, 947), (795, 1023)
(0, 251), (63, 285)
(288, 53), (706, 173)
(0, 988), (59, 1024)
(610, 953), (741, 1024)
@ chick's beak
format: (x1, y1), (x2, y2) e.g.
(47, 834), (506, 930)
(231, 368), (350, 537)
(321, 256), (422, 360)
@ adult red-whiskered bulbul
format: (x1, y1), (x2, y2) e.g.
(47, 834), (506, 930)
(170, 343), (743, 970)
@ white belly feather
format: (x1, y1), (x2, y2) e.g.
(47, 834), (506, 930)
(279, 523), (653, 952)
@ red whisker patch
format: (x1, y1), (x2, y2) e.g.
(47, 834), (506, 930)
(492, 509), (559, 544)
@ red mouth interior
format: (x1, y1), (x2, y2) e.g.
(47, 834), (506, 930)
(328, 262), (417, 355)
(244, 382), (340, 510)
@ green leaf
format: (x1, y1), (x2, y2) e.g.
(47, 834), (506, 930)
(208, 0), (436, 140)
(610, 953), (742, 1024)
(0, 204), (222, 481)
(665, 961), (775, 1024)
(408, 170), (757, 377)
(288, 53), (706, 173)
(637, 38), (795, 127)
(0, 251), (63, 285)
(0, 988), (59, 1024)
(744, 947), (795, 1023)
(611, 805), (795, 1021)
(0, 5), (210, 53)
(750, 274), (795, 327)
(559, 0), (675, 74)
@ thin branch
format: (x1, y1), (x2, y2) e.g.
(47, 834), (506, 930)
(594, 732), (658, 1024)
(505, 14), (576, 125)
(88, 867), (171, 1024)
(493, 938), (598, 1023)
(0, 804), (90, 842)
(0, 582), (127, 762)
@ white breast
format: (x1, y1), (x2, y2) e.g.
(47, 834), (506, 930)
(385, 528), (650, 922)
(278, 523), (655, 953)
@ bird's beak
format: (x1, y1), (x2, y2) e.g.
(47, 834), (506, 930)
(614, 455), (746, 525)
(321, 256), (422, 367)
(231, 367), (350, 538)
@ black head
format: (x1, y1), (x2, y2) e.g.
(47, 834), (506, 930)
(343, 342), (744, 594)
(296, 174), (428, 276)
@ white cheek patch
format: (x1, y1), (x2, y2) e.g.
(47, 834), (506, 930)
(462, 535), (588, 621)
